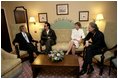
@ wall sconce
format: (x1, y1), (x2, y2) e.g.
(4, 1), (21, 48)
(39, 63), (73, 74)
(96, 14), (104, 21)
(29, 17), (36, 24)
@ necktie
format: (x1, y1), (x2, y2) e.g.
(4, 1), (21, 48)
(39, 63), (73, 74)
(24, 33), (30, 43)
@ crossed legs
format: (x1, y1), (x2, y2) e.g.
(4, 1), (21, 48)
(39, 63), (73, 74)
(40, 39), (55, 53)
(66, 41), (76, 55)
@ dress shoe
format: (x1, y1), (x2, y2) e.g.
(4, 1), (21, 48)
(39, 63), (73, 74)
(29, 59), (34, 63)
(79, 69), (87, 75)
(87, 66), (94, 74)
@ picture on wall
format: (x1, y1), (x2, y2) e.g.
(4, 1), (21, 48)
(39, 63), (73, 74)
(56, 4), (69, 15)
(79, 11), (89, 21)
(38, 13), (48, 23)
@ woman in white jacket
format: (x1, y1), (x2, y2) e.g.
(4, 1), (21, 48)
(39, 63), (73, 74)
(66, 22), (85, 55)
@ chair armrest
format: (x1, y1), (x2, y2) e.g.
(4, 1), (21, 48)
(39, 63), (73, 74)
(107, 45), (117, 51)
(31, 40), (38, 49)
(1, 49), (17, 59)
(101, 45), (117, 56)
(15, 44), (20, 58)
(100, 45), (117, 65)
(110, 50), (117, 59)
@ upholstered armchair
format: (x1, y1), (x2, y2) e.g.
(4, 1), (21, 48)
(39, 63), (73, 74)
(93, 23), (117, 76)
(109, 50), (117, 75)
(93, 44), (116, 75)
(14, 42), (38, 61)
(1, 48), (22, 78)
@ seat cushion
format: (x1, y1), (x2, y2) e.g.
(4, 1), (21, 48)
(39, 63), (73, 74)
(1, 59), (21, 76)
(75, 44), (84, 52)
(19, 50), (29, 57)
(2, 64), (22, 78)
(94, 51), (114, 62)
(52, 42), (69, 51)
(41, 42), (84, 52)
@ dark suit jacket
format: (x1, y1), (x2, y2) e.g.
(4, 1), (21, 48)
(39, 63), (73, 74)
(40, 29), (57, 45)
(84, 30), (106, 50)
(13, 32), (36, 50)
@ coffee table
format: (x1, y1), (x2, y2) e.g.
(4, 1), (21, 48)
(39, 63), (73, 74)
(31, 54), (80, 78)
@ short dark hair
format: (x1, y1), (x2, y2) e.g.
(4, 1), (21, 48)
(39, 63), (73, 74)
(19, 25), (25, 32)
(45, 22), (51, 29)
(75, 22), (81, 28)
(89, 22), (99, 31)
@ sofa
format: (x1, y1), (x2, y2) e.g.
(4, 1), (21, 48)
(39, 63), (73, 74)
(1, 48), (22, 78)
(37, 29), (86, 52)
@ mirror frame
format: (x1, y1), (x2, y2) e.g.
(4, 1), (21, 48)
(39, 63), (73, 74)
(14, 6), (29, 33)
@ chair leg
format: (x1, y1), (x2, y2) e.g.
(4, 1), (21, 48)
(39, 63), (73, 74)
(15, 45), (20, 58)
(109, 59), (112, 76)
(40, 44), (42, 52)
(83, 48), (86, 61)
(99, 65), (104, 76)
(99, 54), (105, 76)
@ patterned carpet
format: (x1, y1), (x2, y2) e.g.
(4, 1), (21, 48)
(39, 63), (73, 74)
(18, 56), (117, 78)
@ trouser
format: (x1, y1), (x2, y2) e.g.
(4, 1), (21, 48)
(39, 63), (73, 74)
(82, 46), (102, 70)
(40, 39), (55, 53)
(26, 43), (40, 62)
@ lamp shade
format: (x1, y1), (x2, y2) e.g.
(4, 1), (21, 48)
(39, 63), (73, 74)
(96, 14), (104, 20)
(29, 17), (36, 22)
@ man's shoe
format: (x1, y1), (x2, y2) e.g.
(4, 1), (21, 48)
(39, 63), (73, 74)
(29, 59), (34, 63)
(79, 69), (87, 75)
(87, 66), (94, 74)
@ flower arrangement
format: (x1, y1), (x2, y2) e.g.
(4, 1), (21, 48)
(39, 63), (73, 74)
(48, 50), (65, 62)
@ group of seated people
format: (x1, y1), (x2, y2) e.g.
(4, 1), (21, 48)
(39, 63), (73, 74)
(13, 21), (106, 75)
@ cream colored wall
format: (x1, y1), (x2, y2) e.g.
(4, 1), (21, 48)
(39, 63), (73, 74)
(1, 1), (117, 50)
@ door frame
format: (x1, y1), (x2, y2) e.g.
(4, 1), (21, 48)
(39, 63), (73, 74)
(1, 8), (13, 52)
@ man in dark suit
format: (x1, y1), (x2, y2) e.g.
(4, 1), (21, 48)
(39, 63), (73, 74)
(13, 25), (40, 63)
(40, 22), (57, 53)
(80, 22), (106, 75)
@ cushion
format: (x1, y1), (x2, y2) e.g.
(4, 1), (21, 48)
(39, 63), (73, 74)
(75, 44), (84, 51)
(94, 51), (114, 62)
(52, 42), (69, 51)
(1, 59), (21, 76)
(54, 29), (71, 43)
(41, 42), (84, 52)
(19, 50), (29, 57)
(1, 49), (17, 59)
(2, 64), (22, 78)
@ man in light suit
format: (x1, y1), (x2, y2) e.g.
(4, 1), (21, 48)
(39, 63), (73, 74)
(13, 25), (40, 63)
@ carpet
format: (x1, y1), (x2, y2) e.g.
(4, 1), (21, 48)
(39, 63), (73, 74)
(18, 57), (117, 78)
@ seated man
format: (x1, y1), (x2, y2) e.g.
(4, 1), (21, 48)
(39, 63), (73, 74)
(80, 22), (106, 75)
(13, 25), (40, 63)
(40, 22), (57, 53)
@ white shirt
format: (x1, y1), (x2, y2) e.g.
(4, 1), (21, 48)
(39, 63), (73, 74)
(46, 29), (49, 35)
(71, 28), (85, 41)
(21, 32), (30, 43)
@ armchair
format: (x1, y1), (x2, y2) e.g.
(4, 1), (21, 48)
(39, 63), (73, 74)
(1, 48), (22, 78)
(14, 41), (38, 61)
(93, 23), (117, 76)
(109, 50), (117, 75)
(93, 45), (117, 75)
